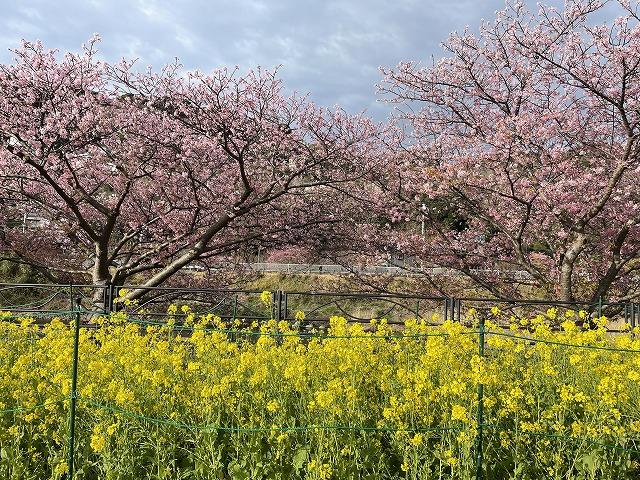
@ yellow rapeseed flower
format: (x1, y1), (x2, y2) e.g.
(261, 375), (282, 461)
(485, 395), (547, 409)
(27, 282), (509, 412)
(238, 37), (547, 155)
(451, 404), (468, 422)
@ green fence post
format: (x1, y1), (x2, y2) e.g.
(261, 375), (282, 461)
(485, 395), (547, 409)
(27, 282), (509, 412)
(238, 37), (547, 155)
(475, 314), (485, 480)
(230, 294), (238, 343)
(451, 298), (456, 322)
(283, 292), (288, 321)
(597, 296), (603, 318)
(275, 291), (282, 321)
(67, 297), (81, 479)
(271, 291), (277, 320)
(232, 294), (238, 321)
(108, 282), (115, 314)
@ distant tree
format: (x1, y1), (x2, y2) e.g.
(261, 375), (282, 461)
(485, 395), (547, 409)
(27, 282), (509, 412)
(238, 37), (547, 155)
(0, 39), (381, 300)
(378, 0), (640, 302)
(264, 246), (316, 264)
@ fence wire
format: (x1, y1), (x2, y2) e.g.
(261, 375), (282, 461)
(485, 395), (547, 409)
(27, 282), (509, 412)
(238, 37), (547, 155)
(1, 306), (640, 479)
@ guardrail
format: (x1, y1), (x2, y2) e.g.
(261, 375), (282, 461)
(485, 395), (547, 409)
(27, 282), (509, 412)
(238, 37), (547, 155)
(187, 262), (533, 279)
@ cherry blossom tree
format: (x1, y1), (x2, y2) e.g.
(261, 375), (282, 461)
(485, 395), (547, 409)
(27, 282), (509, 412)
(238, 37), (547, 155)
(378, 0), (640, 302)
(0, 38), (381, 299)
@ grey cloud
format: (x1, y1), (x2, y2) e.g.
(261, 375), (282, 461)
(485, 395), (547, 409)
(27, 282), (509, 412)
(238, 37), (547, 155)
(0, 0), (625, 120)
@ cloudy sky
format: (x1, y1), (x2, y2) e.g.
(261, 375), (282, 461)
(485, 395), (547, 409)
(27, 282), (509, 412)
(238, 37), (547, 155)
(0, 0), (623, 120)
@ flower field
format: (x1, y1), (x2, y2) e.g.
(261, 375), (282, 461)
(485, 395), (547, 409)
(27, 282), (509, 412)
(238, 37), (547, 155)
(1, 308), (640, 479)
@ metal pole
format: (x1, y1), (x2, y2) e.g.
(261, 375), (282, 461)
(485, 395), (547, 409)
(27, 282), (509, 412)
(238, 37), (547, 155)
(475, 314), (485, 480)
(108, 283), (114, 313)
(450, 297), (455, 322)
(625, 303), (629, 326)
(67, 297), (81, 479)
(276, 291), (282, 321)
(271, 291), (277, 320)
(102, 285), (108, 314)
(232, 294), (238, 321)
(283, 292), (288, 321)
(444, 298), (449, 321)
(597, 296), (603, 318)
(230, 294), (238, 342)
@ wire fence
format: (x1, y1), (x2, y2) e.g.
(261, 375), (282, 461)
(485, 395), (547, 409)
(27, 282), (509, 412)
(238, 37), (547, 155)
(2, 286), (640, 478)
(2, 282), (639, 328)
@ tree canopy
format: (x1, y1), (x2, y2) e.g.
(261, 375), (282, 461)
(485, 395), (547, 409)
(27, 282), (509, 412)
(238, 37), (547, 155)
(0, 39), (381, 295)
(376, 0), (640, 301)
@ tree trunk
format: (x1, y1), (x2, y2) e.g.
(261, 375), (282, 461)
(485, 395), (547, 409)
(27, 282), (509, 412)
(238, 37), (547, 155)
(559, 232), (586, 302)
(91, 243), (113, 312)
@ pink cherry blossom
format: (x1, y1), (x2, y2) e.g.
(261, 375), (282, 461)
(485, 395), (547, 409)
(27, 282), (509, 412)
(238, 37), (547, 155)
(0, 39), (383, 299)
(376, 0), (640, 302)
